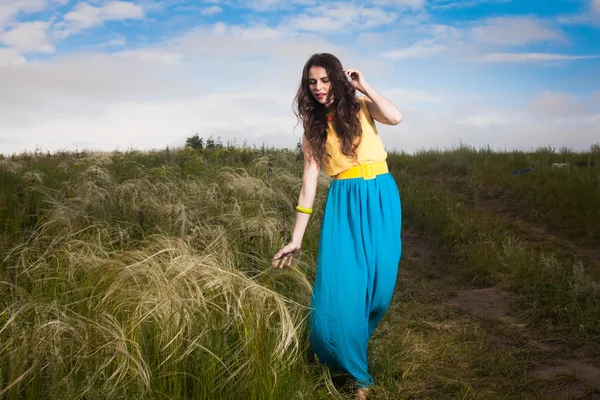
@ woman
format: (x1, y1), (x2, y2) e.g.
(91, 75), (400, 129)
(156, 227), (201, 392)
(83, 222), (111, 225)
(272, 53), (402, 400)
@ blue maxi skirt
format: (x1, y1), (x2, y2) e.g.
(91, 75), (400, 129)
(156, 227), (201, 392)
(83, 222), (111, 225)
(309, 172), (402, 388)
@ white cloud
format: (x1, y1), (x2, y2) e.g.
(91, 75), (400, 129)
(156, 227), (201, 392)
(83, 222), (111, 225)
(287, 3), (398, 32)
(6, 82), (597, 155)
(98, 34), (126, 47)
(55, 1), (145, 38)
(377, 17), (569, 63)
(0, 22), (381, 154)
(381, 106), (600, 153)
(0, 21), (54, 53)
(229, 0), (425, 14)
(208, 0), (425, 13)
(228, 0), (314, 12)
(0, 47), (27, 67)
(558, 0), (600, 26)
(3, 32), (597, 155)
(0, 90), (300, 153)
(224, 23), (285, 40)
(370, 0), (425, 8)
(0, 0), (67, 29)
(118, 48), (184, 65)
(200, 5), (223, 15)
(427, 23), (462, 41)
(454, 110), (513, 128)
(431, 0), (511, 10)
(470, 17), (563, 46)
(526, 91), (590, 118)
(377, 17), (591, 63)
(0, 52), (194, 132)
(0, 1), (140, 54)
(382, 39), (447, 59)
(0, 0), (46, 29)
(475, 52), (599, 63)
(172, 22), (339, 62)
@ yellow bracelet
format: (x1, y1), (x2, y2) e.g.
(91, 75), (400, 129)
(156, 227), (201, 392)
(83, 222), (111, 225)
(296, 206), (313, 215)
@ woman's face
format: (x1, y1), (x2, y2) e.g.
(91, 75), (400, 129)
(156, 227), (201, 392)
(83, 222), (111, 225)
(308, 65), (333, 106)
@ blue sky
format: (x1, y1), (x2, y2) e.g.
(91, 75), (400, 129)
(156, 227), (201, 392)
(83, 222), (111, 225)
(1, 0), (599, 154)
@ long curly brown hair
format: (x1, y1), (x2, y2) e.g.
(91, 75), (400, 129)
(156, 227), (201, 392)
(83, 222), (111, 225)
(294, 53), (362, 166)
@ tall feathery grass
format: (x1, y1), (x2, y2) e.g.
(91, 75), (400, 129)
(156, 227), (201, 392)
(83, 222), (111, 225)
(0, 147), (334, 399)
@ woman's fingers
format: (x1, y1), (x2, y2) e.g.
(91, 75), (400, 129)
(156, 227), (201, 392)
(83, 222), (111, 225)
(272, 243), (299, 269)
(273, 252), (292, 269)
(344, 69), (363, 82)
(273, 250), (288, 268)
(272, 250), (283, 267)
(272, 246), (291, 268)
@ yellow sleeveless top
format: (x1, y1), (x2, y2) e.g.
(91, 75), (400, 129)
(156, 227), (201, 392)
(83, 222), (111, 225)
(322, 96), (387, 177)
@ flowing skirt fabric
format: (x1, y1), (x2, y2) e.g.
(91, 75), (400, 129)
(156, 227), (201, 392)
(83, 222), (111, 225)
(309, 172), (402, 388)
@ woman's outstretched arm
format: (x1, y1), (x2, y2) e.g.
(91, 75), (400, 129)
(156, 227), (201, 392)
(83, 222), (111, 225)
(272, 139), (320, 269)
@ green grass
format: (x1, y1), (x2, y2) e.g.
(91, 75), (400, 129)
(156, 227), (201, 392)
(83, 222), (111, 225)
(1, 144), (599, 399)
(388, 148), (600, 338)
(389, 144), (600, 241)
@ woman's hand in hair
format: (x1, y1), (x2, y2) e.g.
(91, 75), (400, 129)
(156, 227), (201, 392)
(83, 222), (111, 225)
(343, 69), (367, 94)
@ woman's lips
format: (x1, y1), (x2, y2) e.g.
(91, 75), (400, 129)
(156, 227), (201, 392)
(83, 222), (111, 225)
(315, 93), (326, 99)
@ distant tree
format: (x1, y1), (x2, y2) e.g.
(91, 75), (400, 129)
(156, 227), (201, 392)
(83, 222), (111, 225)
(185, 134), (204, 150)
(206, 136), (216, 151)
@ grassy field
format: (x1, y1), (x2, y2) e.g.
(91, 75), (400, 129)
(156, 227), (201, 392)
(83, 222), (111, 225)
(1, 144), (599, 399)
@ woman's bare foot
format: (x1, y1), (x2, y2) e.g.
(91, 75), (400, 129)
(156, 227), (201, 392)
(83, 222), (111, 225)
(355, 387), (369, 400)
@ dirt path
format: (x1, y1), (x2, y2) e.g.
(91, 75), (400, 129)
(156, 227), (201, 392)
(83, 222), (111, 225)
(436, 175), (600, 271)
(377, 226), (600, 399)
(449, 283), (600, 399)
(477, 196), (600, 271)
(443, 179), (600, 399)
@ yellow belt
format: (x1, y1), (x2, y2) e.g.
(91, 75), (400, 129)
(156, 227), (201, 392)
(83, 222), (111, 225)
(334, 161), (388, 180)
